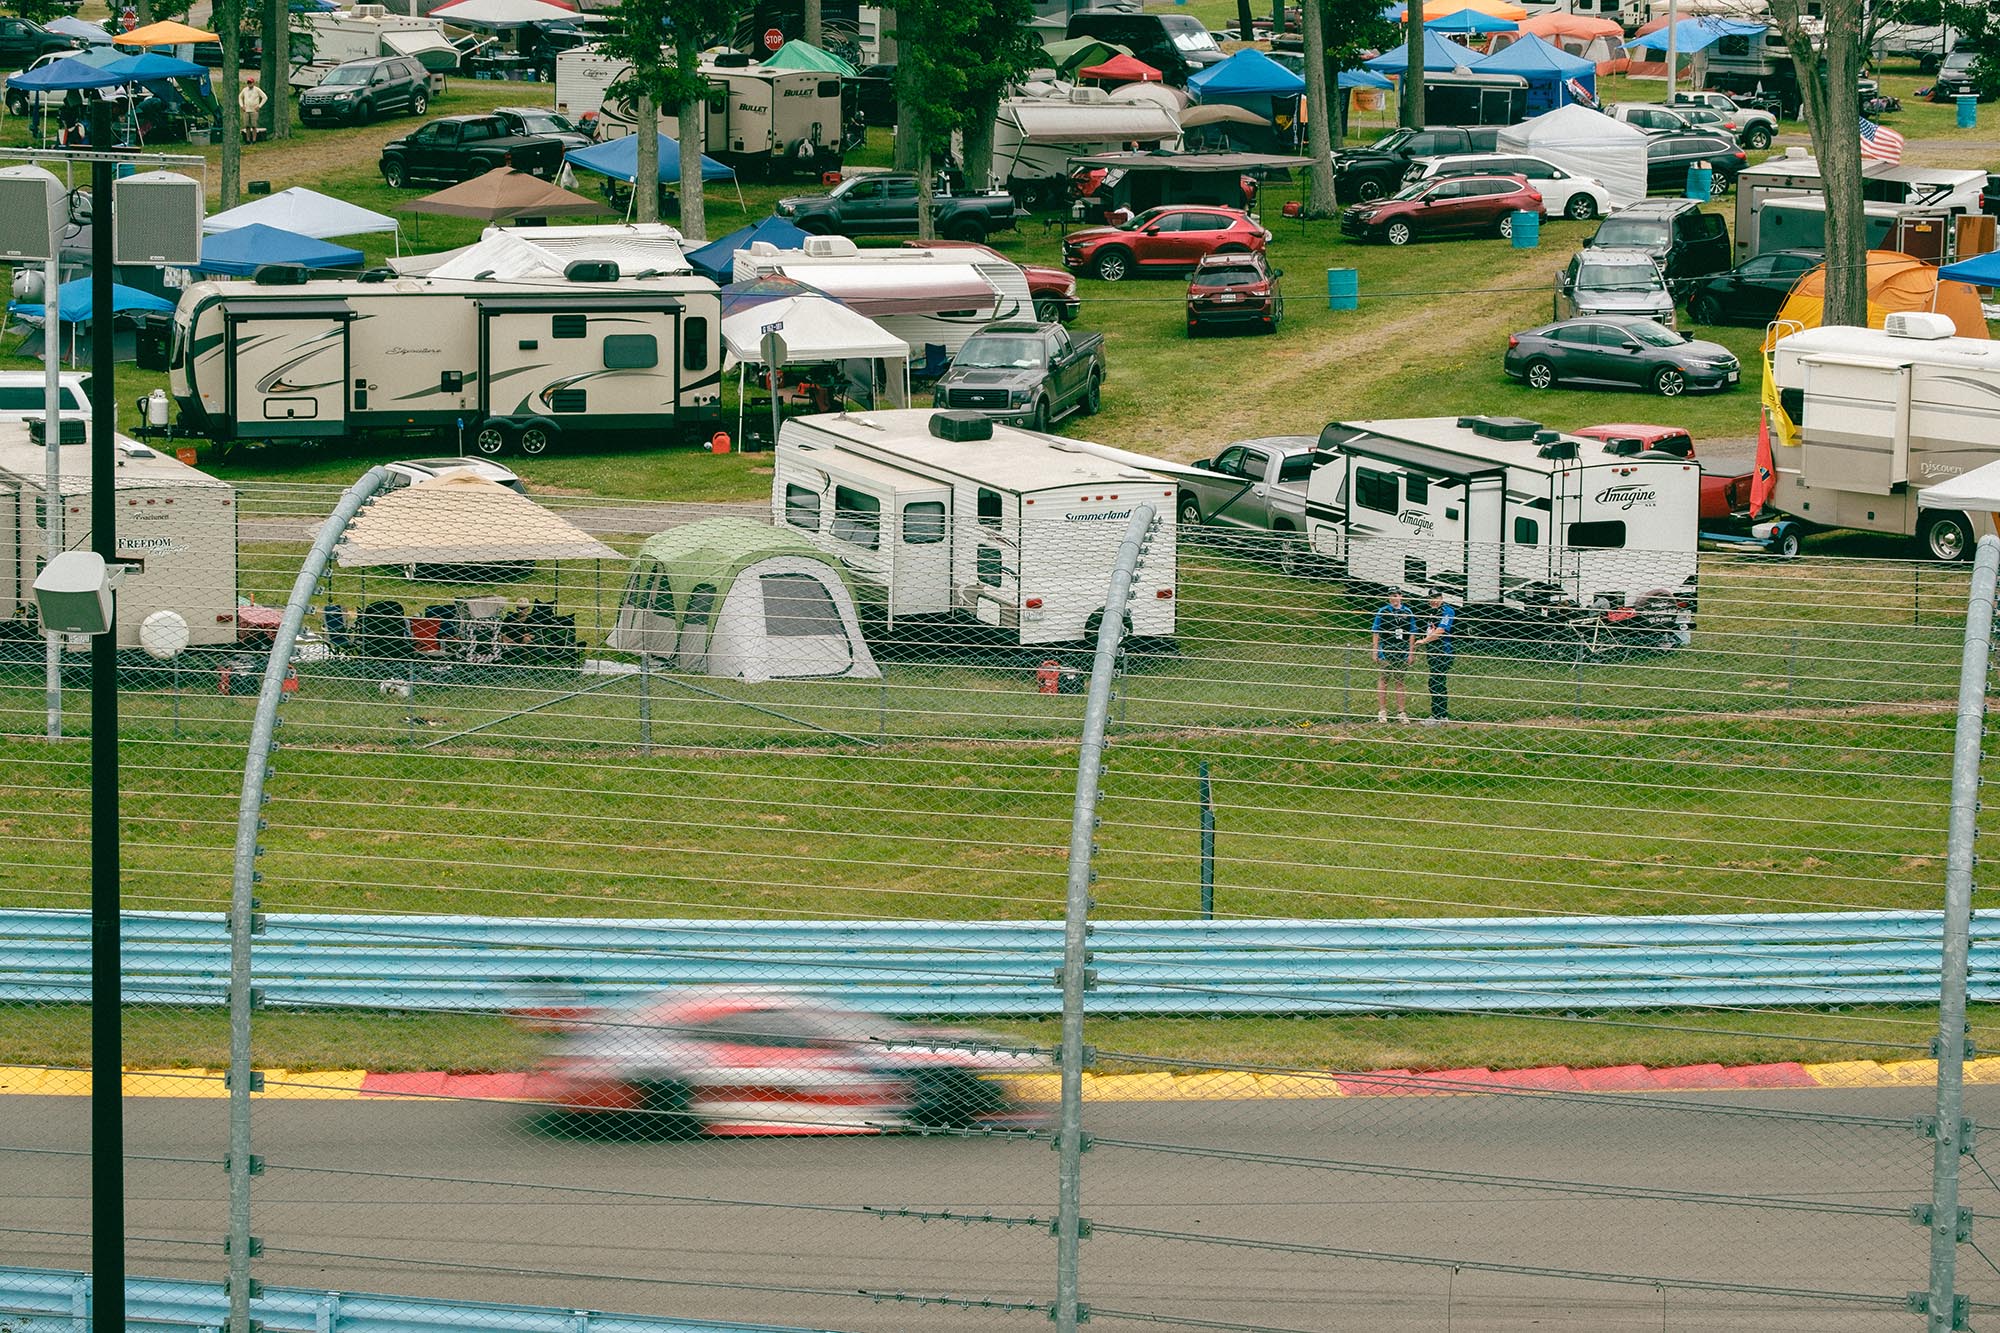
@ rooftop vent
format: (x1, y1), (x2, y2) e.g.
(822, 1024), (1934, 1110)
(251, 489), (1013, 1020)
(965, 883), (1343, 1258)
(1457, 415), (1541, 441)
(1600, 436), (1645, 457)
(713, 51), (754, 67)
(564, 259), (619, 283)
(251, 264), (310, 286)
(801, 235), (859, 259)
(1537, 436), (1579, 461)
(1884, 311), (1956, 341)
(28, 418), (85, 447)
(930, 410), (993, 442)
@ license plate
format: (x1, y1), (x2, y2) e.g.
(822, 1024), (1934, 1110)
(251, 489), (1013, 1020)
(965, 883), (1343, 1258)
(1727, 370), (1739, 383)
(1216, 294), (1242, 303)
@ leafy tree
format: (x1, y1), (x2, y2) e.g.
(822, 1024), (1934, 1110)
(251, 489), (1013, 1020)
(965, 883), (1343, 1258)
(603, 0), (744, 240)
(1301, 0), (1398, 211)
(1767, 0), (1865, 326)
(890, 0), (975, 239)
(957, 0), (1039, 195)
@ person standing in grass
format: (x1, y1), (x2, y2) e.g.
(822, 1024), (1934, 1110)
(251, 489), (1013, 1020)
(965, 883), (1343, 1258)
(239, 74), (267, 143)
(1371, 590), (1414, 723)
(1419, 587), (1456, 724)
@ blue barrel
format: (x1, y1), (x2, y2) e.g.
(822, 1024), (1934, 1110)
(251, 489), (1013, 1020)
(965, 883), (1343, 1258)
(1510, 209), (1539, 249)
(1327, 267), (1359, 311)
(1685, 165), (1714, 201)
(1959, 94), (1978, 129)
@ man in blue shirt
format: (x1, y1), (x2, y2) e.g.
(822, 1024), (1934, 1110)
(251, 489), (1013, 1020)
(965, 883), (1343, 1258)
(1370, 590), (1414, 723)
(1419, 588), (1456, 724)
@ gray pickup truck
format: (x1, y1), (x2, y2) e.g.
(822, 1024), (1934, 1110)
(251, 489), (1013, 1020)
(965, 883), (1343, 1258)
(777, 173), (1024, 243)
(932, 322), (1105, 431)
(1175, 436), (1317, 533)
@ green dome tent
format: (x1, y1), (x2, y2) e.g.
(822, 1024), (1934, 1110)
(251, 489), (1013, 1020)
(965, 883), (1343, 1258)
(761, 40), (858, 77)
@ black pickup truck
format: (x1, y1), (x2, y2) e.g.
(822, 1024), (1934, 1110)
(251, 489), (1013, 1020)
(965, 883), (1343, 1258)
(379, 114), (567, 188)
(932, 322), (1106, 431)
(775, 173), (1023, 243)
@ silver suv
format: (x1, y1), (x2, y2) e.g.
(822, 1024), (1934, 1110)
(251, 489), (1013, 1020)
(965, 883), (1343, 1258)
(299, 55), (431, 127)
(1556, 249), (1676, 329)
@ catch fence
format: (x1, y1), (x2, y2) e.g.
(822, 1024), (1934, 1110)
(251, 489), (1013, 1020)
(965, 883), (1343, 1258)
(0, 475), (1994, 1333)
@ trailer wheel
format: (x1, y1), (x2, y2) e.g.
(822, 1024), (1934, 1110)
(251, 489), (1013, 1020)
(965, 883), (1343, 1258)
(1773, 526), (1801, 558)
(472, 419), (512, 456)
(517, 419), (558, 456)
(1919, 511), (1973, 563)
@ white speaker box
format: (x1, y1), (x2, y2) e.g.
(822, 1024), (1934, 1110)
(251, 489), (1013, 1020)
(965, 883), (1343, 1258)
(113, 171), (204, 267)
(0, 165), (65, 264)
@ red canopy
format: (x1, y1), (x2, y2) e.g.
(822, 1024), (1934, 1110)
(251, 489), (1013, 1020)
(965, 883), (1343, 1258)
(1077, 53), (1163, 83)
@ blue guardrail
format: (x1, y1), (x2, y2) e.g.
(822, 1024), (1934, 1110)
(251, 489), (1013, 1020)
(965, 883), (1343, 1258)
(1, 909), (1992, 1016)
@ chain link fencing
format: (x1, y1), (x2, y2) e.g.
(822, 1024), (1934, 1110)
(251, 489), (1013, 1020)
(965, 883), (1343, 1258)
(0, 468), (1994, 1333)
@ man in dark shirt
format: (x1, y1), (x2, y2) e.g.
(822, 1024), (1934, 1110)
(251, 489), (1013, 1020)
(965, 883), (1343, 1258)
(1371, 591), (1414, 723)
(1419, 588), (1456, 724)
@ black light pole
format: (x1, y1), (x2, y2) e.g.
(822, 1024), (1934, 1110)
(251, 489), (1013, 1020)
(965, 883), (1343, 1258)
(88, 97), (125, 1333)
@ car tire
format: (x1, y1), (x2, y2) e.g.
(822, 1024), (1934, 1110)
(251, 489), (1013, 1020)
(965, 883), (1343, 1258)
(411, 91), (428, 116)
(473, 419), (511, 455)
(630, 1078), (702, 1140)
(905, 1068), (1004, 1130)
(1565, 194), (1598, 221)
(1384, 221), (1413, 246)
(946, 218), (985, 243)
(795, 218), (830, 235)
(1496, 214), (1515, 240)
(1524, 357), (1556, 390)
(1356, 178), (1385, 202)
(381, 158), (405, 189)
(1920, 511), (1973, 563)
(1743, 125), (1772, 150)
(1179, 493), (1202, 526)
(1653, 366), (1687, 398)
(1030, 396), (1051, 432)
(1083, 372), (1102, 415)
(517, 419), (556, 456)
(1093, 247), (1132, 282)
(1033, 298), (1062, 323)
(1689, 293), (1723, 325)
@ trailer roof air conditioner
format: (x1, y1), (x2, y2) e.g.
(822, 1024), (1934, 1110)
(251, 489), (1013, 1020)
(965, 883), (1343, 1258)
(1068, 87), (1110, 103)
(1884, 311), (1956, 341)
(802, 235), (860, 258)
(353, 3), (388, 16)
(930, 410), (993, 442)
(564, 259), (619, 282)
(1457, 415), (1541, 441)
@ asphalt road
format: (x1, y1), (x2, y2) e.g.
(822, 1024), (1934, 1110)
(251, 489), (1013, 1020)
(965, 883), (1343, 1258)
(9, 1087), (1998, 1332)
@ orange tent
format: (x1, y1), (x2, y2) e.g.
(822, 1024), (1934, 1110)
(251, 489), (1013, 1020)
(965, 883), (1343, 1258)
(118, 19), (219, 46)
(1767, 250), (1990, 349)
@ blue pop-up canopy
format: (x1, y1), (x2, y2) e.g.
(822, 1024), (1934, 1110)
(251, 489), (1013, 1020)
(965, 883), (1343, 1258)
(100, 52), (208, 80)
(4, 56), (127, 91)
(1939, 251), (2000, 287)
(1624, 17), (1766, 53)
(687, 215), (812, 282)
(9, 278), (175, 325)
(198, 223), (365, 276)
(1339, 66), (1395, 89)
(1426, 8), (1516, 34)
(1473, 32), (1595, 111)
(1187, 48), (1306, 98)
(1365, 29), (1483, 72)
(565, 134), (737, 184)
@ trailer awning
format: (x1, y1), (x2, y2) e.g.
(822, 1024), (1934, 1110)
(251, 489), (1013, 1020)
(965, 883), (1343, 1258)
(473, 293), (686, 315)
(218, 296), (355, 319)
(382, 28), (459, 64)
(1005, 100), (1183, 145)
(770, 263), (998, 316)
(1337, 433), (1510, 480)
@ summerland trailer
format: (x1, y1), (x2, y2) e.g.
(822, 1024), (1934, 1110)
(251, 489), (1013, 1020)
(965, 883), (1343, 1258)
(1768, 315), (2000, 562)
(169, 270), (722, 456)
(990, 91), (1182, 203)
(557, 49), (844, 176)
(733, 236), (1020, 371)
(0, 426), (237, 653)
(1304, 415), (1700, 640)
(773, 409), (1178, 645)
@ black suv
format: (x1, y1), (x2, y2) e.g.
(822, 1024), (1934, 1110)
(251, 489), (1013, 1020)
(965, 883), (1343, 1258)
(1332, 125), (1501, 203)
(1934, 49), (1992, 102)
(1585, 199), (1731, 295)
(298, 55), (430, 126)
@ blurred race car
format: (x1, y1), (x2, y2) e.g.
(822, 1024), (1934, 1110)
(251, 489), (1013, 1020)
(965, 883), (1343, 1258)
(526, 991), (1042, 1137)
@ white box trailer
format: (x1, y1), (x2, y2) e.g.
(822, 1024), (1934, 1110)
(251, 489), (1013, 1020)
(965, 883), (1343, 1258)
(300, 6), (458, 82)
(990, 91), (1181, 203)
(168, 269), (722, 455)
(774, 408), (1177, 645)
(0, 427), (237, 652)
(1732, 153), (1986, 262)
(1769, 314), (2000, 562)
(1306, 415), (1700, 640)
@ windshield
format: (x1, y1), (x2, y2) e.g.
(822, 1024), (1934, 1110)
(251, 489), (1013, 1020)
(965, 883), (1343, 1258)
(1195, 265), (1262, 285)
(1369, 128), (1413, 154)
(1387, 180), (1431, 202)
(1620, 321), (1684, 347)
(1575, 261), (1663, 291)
(1127, 206), (1174, 230)
(955, 336), (1046, 370)
(1161, 15), (1220, 53)
(512, 111), (577, 134)
(1944, 52), (1975, 71)
(321, 66), (369, 85)
(1591, 219), (1670, 250)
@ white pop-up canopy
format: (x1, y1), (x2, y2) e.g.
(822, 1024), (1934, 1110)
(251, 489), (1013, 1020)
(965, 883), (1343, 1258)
(719, 295), (912, 445)
(336, 473), (621, 567)
(1496, 103), (1648, 208)
(205, 187), (400, 249)
(1920, 462), (2000, 519)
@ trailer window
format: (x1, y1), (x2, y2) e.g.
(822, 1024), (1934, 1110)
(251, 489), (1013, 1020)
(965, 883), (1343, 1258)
(817, 79), (841, 98)
(977, 487), (1003, 529)
(784, 484), (821, 530)
(683, 317), (708, 371)
(832, 485), (882, 550)
(602, 334), (657, 369)
(1355, 468), (1398, 514)
(1567, 520), (1626, 549)
(1404, 475), (1429, 505)
(977, 546), (1003, 587)
(1514, 516), (1539, 546)
(903, 500), (945, 544)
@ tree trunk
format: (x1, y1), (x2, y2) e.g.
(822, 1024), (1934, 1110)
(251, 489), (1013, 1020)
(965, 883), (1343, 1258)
(259, 0), (278, 139)
(961, 89), (998, 194)
(135, 0), (154, 26)
(1301, 0), (1336, 215)
(1400, 12), (1424, 129)
(877, 4), (896, 63)
(894, 93), (919, 171)
(1237, 0), (1254, 38)
(1772, 0), (1864, 325)
(635, 92), (660, 223)
(804, 0), (822, 48)
(269, 0), (290, 139)
(217, 0), (241, 207)
(916, 142), (934, 241)
(678, 94), (707, 242)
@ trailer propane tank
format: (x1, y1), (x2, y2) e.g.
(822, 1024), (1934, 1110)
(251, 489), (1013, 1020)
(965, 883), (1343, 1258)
(145, 389), (170, 430)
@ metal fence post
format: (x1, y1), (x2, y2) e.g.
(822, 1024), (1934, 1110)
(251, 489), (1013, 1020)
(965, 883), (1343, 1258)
(1918, 534), (1998, 1333)
(1055, 503), (1154, 1333)
(225, 466), (388, 1333)
(1198, 760), (1215, 921)
(639, 653), (652, 755)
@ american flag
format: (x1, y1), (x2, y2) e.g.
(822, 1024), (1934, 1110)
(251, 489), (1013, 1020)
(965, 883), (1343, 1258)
(1859, 117), (1905, 164)
(1565, 77), (1597, 108)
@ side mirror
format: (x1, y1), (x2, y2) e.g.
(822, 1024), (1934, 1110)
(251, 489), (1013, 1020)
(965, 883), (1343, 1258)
(1621, 340), (1641, 351)
(1271, 269), (1284, 278)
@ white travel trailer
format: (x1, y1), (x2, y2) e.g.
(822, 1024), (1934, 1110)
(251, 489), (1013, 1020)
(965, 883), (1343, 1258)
(773, 409), (1178, 645)
(733, 236), (1020, 370)
(557, 49), (844, 176)
(0, 426), (238, 652)
(1733, 152), (1986, 262)
(1768, 314), (2000, 562)
(302, 6), (457, 77)
(168, 268), (722, 456)
(1305, 415), (1700, 639)
(990, 90), (1181, 203)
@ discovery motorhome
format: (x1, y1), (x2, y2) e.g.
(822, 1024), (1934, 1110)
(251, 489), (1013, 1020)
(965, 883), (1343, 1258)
(1304, 415), (1700, 642)
(1768, 315), (2000, 562)
(773, 409), (1177, 645)
(0, 426), (237, 653)
(169, 267), (722, 456)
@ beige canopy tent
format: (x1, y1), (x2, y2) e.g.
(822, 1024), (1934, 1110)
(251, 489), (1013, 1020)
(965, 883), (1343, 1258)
(404, 167), (614, 224)
(335, 473), (621, 567)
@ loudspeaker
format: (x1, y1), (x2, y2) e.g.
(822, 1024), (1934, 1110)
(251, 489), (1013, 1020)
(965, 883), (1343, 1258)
(113, 171), (204, 267)
(0, 165), (65, 264)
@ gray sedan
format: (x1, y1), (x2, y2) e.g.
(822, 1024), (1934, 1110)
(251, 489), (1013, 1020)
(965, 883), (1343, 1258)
(1504, 318), (1741, 398)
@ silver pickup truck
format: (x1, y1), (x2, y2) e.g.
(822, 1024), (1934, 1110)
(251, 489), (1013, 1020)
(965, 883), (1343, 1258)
(1174, 436), (1324, 568)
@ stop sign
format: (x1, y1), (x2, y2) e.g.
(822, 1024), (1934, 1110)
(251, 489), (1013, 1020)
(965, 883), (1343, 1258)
(763, 27), (784, 50)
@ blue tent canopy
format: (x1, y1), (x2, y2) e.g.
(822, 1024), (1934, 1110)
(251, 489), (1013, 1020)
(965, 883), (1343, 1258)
(1364, 29), (1482, 73)
(1426, 8), (1516, 34)
(197, 223), (365, 276)
(100, 52), (207, 80)
(565, 134), (737, 185)
(1473, 33), (1595, 111)
(5, 56), (128, 91)
(1187, 48), (1306, 98)
(1339, 67), (1395, 89)
(1625, 17), (1766, 53)
(1939, 251), (2000, 287)
(9, 278), (174, 325)
(687, 215), (812, 283)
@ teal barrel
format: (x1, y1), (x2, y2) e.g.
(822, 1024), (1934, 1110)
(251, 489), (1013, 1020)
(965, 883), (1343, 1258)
(1327, 267), (1359, 310)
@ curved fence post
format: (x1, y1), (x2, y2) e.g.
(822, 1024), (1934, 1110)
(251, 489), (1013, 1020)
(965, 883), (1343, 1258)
(224, 467), (388, 1333)
(1056, 502), (1156, 1333)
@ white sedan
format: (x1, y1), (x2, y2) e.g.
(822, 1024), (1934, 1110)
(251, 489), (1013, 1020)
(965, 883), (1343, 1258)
(1401, 152), (1614, 222)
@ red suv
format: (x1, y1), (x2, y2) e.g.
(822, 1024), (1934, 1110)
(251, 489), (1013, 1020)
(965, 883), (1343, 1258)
(1187, 252), (1284, 335)
(1339, 174), (1542, 246)
(1064, 206), (1270, 283)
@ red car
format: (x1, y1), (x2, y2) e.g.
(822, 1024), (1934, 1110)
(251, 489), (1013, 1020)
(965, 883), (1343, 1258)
(904, 238), (1079, 324)
(1338, 174), (1542, 246)
(1186, 251), (1284, 335)
(526, 991), (1043, 1137)
(1063, 205), (1270, 283)
(1571, 423), (1747, 523)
